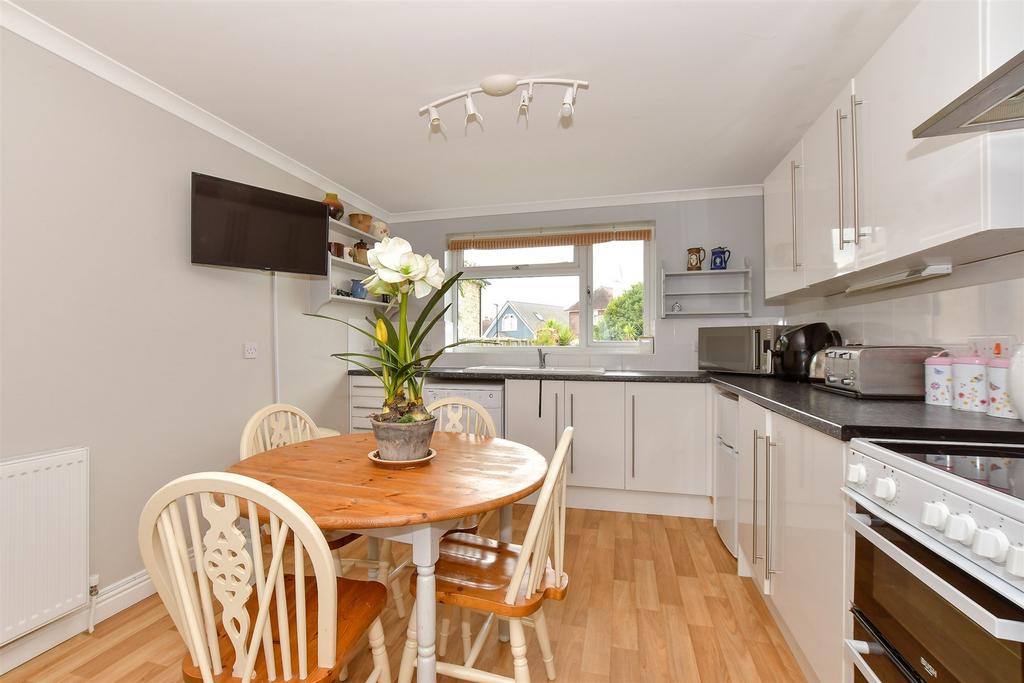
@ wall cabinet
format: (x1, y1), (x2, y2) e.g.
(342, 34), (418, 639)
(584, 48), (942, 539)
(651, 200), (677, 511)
(763, 0), (1024, 301)
(505, 379), (708, 496)
(763, 142), (805, 299)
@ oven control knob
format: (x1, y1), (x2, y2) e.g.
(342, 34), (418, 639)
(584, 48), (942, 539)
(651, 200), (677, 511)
(847, 463), (868, 486)
(921, 501), (950, 530)
(973, 528), (1010, 563)
(873, 477), (898, 501)
(1006, 545), (1024, 577)
(944, 514), (977, 545)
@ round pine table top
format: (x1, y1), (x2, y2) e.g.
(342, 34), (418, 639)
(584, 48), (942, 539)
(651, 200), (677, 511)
(226, 431), (548, 530)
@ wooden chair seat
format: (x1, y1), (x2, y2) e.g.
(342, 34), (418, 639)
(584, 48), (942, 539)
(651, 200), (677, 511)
(409, 532), (568, 618)
(183, 575), (387, 683)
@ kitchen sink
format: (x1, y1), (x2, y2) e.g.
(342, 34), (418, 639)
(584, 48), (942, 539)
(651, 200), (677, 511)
(462, 365), (606, 375)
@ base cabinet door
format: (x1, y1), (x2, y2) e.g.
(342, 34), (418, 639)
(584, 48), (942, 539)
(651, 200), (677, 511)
(625, 384), (708, 495)
(504, 379), (564, 460)
(768, 414), (846, 683)
(564, 381), (625, 489)
(737, 397), (769, 589)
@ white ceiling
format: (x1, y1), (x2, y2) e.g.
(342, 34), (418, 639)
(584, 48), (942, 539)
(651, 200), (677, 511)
(18, 0), (916, 217)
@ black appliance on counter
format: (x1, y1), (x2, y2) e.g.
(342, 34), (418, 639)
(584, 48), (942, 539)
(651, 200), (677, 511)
(772, 322), (841, 382)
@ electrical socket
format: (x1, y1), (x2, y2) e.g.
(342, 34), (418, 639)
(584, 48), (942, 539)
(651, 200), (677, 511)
(968, 335), (1018, 359)
(243, 342), (258, 359)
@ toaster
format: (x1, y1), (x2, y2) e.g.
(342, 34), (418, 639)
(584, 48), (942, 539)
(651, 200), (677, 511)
(821, 345), (944, 398)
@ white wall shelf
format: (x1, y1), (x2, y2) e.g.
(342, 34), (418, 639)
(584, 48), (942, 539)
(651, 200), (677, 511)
(329, 218), (378, 243)
(660, 262), (752, 318)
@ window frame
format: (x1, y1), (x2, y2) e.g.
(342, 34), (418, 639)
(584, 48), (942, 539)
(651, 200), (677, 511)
(446, 225), (656, 352)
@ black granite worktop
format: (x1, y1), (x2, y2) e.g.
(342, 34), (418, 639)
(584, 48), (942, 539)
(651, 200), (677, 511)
(348, 367), (1024, 442)
(348, 367), (708, 383)
(709, 374), (1024, 443)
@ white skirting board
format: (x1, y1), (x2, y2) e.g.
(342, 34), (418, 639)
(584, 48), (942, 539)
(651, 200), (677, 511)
(0, 569), (155, 675)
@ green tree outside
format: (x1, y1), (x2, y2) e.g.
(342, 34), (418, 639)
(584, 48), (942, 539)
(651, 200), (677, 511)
(594, 283), (644, 341)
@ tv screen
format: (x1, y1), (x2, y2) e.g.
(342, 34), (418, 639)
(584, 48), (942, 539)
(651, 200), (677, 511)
(191, 172), (328, 276)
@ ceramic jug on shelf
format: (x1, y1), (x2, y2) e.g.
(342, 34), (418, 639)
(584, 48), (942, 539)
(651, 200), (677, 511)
(710, 246), (731, 270)
(686, 247), (706, 271)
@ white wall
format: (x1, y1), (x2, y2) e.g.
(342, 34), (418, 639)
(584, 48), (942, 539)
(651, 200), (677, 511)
(0, 31), (354, 588)
(784, 251), (1024, 352)
(398, 195), (784, 371)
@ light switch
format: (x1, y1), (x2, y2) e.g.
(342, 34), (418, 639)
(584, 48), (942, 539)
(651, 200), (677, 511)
(243, 342), (258, 359)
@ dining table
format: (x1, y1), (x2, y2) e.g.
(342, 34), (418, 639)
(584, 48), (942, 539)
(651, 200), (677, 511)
(226, 430), (549, 683)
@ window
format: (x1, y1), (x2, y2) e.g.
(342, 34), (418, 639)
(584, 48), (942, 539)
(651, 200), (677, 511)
(447, 225), (653, 349)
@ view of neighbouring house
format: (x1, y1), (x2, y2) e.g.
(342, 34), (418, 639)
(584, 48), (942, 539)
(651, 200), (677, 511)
(481, 301), (572, 341)
(566, 286), (613, 337)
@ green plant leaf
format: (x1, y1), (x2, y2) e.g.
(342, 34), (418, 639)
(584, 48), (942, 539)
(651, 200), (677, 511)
(409, 272), (462, 343)
(409, 303), (451, 356)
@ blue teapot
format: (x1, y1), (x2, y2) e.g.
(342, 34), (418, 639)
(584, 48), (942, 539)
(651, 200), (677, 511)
(710, 246), (731, 270)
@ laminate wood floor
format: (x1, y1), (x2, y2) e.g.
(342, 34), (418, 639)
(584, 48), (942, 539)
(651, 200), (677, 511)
(1, 508), (804, 683)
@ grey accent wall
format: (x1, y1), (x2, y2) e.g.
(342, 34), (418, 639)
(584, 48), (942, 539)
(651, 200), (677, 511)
(396, 195), (784, 370)
(1, 32), (350, 587)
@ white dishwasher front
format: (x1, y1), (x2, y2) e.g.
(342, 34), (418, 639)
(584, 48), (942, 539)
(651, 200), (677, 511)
(423, 380), (504, 437)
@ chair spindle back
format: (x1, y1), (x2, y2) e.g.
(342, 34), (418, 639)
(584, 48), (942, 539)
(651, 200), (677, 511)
(240, 403), (321, 460)
(426, 397), (497, 437)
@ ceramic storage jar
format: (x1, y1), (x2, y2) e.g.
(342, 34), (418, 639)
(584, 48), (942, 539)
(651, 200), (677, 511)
(952, 357), (989, 412)
(924, 355), (953, 406)
(987, 358), (1019, 419)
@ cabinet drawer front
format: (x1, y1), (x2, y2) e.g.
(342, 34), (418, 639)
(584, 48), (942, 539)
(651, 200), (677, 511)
(351, 416), (374, 431)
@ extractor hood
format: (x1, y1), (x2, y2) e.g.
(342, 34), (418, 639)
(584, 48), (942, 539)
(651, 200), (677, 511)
(913, 49), (1024, 138)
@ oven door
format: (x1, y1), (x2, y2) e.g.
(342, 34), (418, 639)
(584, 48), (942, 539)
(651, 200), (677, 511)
(848, 504), (1024, 683)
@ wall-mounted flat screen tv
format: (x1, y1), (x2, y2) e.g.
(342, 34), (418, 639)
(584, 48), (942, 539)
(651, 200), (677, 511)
(191, 172), (328, 276)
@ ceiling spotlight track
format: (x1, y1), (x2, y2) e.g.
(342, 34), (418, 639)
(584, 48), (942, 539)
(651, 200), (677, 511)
(421, 75), (588, 132)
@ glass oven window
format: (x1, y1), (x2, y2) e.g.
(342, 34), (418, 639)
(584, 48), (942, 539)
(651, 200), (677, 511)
(854, 509), (1024, 683)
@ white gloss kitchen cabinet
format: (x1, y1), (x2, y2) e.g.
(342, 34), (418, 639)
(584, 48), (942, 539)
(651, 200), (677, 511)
(767, 413), (846, 683)
(626, 383), (708, 495)
(763, 0), (1024, 301)
(505, 379), (707, 496)
(763, 141), (805, 299)
(735, 396), (846, 683)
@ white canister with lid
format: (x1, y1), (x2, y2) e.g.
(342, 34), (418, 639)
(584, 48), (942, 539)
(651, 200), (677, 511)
(924, 355), (953, 406)
(987, 358), (1019, 419)
(951, 356), (988, 412)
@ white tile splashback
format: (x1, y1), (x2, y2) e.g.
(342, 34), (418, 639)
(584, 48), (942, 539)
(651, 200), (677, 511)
(786, 270), (1024, 351)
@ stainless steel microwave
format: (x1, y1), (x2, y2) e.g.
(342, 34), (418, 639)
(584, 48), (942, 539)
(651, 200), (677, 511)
(697, 325), (785, 375)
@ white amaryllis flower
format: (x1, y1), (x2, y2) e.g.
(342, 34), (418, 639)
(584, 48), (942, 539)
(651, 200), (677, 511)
(366, 237), (413, 279)
(417, 254), (445, 295)
(363, 236), (447, 298)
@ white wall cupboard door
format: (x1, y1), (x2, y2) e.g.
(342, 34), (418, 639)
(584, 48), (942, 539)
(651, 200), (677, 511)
(767, 414), (846, 683)
(736, 397), (769, 590)
(504, 379), (564, 460)
(801, 82), (857, 287)
(564, 381), (625, 489)
(763, 142), (805, 299)
(625, 384), (708, 495)
(853, 0), (984, 268)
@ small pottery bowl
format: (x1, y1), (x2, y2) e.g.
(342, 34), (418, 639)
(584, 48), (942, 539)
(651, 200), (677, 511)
(349, 213), (373, 232)
(369, 220), (390, 239)
(328, 242), (345, 258)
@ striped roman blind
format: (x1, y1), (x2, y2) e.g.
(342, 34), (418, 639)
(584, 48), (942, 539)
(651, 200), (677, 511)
(448, 225), (652, 251)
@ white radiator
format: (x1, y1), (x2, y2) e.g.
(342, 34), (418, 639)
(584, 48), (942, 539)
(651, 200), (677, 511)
(0, 447), (89, 646)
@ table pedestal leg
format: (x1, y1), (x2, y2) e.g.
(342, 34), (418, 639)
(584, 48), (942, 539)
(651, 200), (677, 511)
(498, 504), (513, 643)
(367, 537), (380, 581)
(412, 526), (444, 683)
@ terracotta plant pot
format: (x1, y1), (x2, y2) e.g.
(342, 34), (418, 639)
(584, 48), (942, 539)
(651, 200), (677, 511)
(349, 213), (373, 232)
(371, 416), (436, 461)
(322, 193), (345, 220)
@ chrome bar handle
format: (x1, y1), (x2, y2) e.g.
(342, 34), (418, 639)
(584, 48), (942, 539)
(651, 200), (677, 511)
(765, 435), (780, 576)
(850, 94), (864, 245)
(836, 109), (851, 250)
(752, 429), (761, 561)
(553, 393), (559, 450)
(790, 160), (801, 270)
(569, 393), (574, 474)
(631, 394), (637, 478)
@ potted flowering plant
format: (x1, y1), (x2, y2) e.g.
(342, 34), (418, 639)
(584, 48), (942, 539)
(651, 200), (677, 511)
(313, 237), (470, 461)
